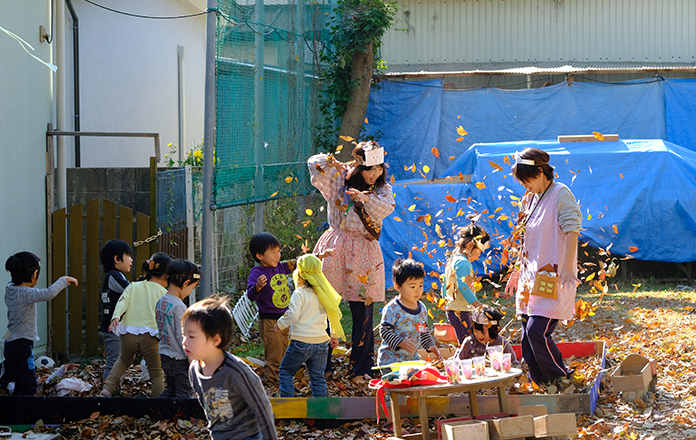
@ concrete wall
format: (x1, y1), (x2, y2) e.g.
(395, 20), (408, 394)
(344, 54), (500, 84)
(64, 0), (206, 168)
(0, 0), (54, 358)
(66, 168), (152, 216)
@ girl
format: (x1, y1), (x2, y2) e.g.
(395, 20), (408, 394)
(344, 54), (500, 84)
(442, 222), (490, 344)
(101, 252), (172, 397)
(504, 148), (582, 386)
(308, 141), (395, 377)
(156, 259), (201, 398)
(274, 254), (344, 397)
(454, 307), (517, 362)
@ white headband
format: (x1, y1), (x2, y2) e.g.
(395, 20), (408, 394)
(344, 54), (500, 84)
(514, 151), (535, 166)
(354, 141), (385, 167)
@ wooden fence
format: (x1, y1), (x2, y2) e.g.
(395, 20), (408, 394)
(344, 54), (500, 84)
(50, 198), (151, 356)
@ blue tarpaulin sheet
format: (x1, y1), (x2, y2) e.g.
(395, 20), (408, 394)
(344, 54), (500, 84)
(365, 78), (696, 182)
(379, 139), (696, 286)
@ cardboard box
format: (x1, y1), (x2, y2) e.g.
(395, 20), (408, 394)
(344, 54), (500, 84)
(611, 354), (653, 400)
(488, 415), (535, 440)
(442, 420), (488, 440)
(533, 413), (578, 438)
(517, 405), (548, 417)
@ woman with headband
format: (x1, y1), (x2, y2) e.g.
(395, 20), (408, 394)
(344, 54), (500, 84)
(307, 141), (395, 377)
(504, 148), (582, 386)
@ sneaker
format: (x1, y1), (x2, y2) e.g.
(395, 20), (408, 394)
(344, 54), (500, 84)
(99, 389), (112, 398)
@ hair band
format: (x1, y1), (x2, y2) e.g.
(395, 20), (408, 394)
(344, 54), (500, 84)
(192, 273), (201, 279)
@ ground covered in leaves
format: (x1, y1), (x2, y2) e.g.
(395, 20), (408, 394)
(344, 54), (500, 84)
(6, 282), (696, 439)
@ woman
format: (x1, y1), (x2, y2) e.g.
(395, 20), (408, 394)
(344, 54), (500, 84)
(504, 148), (582, 386)
(308, 141), (394, 377)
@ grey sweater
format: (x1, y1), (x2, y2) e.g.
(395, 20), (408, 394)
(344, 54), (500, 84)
(189, 352), (278, 440)
(155, 293), (187, 360)
(5, 278), (69, 342)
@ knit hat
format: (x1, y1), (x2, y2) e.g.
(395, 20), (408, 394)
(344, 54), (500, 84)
(293, 254), (345, 340)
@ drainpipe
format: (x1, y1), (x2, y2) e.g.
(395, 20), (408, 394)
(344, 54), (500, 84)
(65, 0), (81, 167)
(56, 0), (67, 208)
(177, 45), (186, 162)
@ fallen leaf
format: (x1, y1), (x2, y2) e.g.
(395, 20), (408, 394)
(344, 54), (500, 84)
(593, 131), (605, 140)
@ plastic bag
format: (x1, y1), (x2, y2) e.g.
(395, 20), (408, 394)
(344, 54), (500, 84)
(55, 377), (92, 396)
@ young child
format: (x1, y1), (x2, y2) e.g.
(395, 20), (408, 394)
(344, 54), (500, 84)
(377, 259), (441, 369)
(274, 254), (344, 397)
(4, 251), (77, 395)
(442, 222), (490, 344)
(246, 232), (293, 386)
(155, 259), (200, 399)
(99, 239), (133, 381)
(100, 253), (171, 398)
(455, 307), (517, 362)
(183, 297), (278, 440)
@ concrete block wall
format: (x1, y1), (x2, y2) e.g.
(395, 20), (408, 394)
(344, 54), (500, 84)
(67, 168), (152, 215)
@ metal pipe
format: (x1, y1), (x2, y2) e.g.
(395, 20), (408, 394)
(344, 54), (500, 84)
(64, 0), (81, 167)
(56, 0), (67, 208)
(253, 0), (265, 234)
(201, 0), (217, 298)
(177, 45), (186, 163)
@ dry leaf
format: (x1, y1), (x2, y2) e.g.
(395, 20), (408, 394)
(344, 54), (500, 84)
(431, 147), (440, 158)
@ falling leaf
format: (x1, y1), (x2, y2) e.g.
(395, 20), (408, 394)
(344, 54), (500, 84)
(305, 209), (313, 216)
(620, 173), (624, 178)
(424, 214), (432, 226)
(458, 172), (464, 181)
(390, 175), (395, 184)
(456, 126), (468, 136)
(587, 214), (592, 220)
(408, 204), (416, 211)
(335, 145), (343, 152)
(448, 156), (455, 160)
(269, 191), (279, 197)
(410, 164), (416, 173)
(302, 220), (311, 228)
(431, 282), (439, 290)
(456, 209), (464, 218)
(475, 182), (486, 189)
(503, 156), (511, 165)
(445, 195), (457, 203)
(435, 224), (443, 238)
(489, 161), (503, 172)
(456, 137), (464, 142)
(364, 117), (369, 124)
(612, 224), (618, 234)
(457, 115), (461, 119)
(295, 234), (302, 239)
(423, 165), (431, 173)
(393, 217), (402, 222)
(339, 135), (354, 142)
(427, 309), (434, 319)
(431, 147), (440, 158)
(284, 176), (293, 183)
(494, 207), (503, 213)
(628, 246), (638, 252)
(593, 131), (605, 140)
(357, 275), (369, 284)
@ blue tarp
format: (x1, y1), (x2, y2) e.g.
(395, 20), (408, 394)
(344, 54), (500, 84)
(365, 78), (696, 182)
(378, 139), (696, 286)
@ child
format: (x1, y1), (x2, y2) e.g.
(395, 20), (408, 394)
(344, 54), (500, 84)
(100, 253), (171, 398)
(454, 308), (517, 362)
(246, 232), (293, 386)
(99, 239), (133, 380)
(442, 222), (490, 344)
(377, 259), (441, 369)
(183, 297), (278, 440)
(4, 251), (77, 395)
(274, 254), (344, 397)
(155, 259), (200, 398)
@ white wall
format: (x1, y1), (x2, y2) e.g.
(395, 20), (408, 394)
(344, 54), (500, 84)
(0, 0), (54, 358)
(69, 0), (206, 168)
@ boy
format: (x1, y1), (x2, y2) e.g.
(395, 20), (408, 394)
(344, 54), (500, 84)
(4, 251), (77, 395)
(377, 259), (441, 369)
(99, 239), (133, 380)
(183, 297), (278, 440)
(246, 232), (293, 386)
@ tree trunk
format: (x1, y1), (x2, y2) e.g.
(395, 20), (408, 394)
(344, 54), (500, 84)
(335, 42), (374, 162)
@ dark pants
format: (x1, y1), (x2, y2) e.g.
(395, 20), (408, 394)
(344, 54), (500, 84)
(160, 355), (193, 399)
(446, 310), (472, 344)
(4, 339), (37, 396)
(520, 314), (568, 385)
(349, 301), (375, 377)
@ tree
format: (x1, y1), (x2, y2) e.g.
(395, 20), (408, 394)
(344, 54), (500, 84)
(319, 0), (397, 161)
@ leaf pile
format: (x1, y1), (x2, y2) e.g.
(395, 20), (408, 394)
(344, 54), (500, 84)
(36, 414), (207, 440)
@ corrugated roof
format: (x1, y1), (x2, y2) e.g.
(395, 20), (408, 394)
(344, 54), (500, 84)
(379, 61), (696, 78)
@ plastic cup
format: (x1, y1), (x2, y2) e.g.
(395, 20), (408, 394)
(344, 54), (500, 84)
(502, 353), (512, 373)
(487, 345), (504, 372)
(472, 356), (485, 377)
(444, 359), (461, 384)
(460, 358), (473, 380)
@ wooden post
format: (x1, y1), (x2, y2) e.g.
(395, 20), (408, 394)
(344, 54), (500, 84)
(85, 199), (100, 355)
(149, 157), (157, 256)
(51, 208), (67, 355)
(68, 203), (83, 354)
(103, 199), (116, 243)
(136, 212), (150, 279)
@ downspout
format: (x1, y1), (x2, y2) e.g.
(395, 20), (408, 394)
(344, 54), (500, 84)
(65, 0), (81, 167)
(56, 0), (67, 208)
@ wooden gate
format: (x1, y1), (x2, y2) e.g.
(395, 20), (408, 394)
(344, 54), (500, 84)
(50, 198), (152, 356)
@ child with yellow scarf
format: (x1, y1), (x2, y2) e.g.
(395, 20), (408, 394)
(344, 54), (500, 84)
(274, 254), (344, 397)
